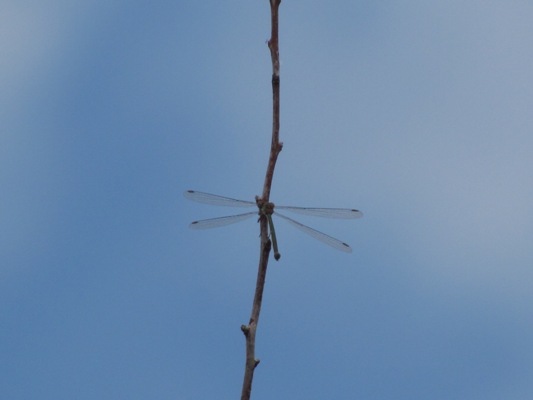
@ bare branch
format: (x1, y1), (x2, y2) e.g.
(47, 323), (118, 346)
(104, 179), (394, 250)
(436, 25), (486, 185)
(240, 1), (283, 399)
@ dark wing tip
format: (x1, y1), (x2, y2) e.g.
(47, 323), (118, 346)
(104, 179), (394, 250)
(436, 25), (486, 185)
(342, 242), (353, 253)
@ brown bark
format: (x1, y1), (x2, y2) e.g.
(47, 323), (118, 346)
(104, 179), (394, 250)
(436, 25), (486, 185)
(240, 1), (283, 399)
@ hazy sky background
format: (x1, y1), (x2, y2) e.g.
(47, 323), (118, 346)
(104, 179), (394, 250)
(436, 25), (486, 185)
(2, 1), (533, 399)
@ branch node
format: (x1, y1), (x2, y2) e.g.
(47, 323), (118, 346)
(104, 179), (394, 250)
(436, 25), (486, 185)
(241, 324), (250, 336)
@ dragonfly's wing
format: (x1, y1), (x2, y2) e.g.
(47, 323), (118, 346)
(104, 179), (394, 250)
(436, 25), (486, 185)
(184, 190), (256, 208)
(189, 212), (256, 229)
(275, 212), (352, 253)
(276, 205), (363, 219)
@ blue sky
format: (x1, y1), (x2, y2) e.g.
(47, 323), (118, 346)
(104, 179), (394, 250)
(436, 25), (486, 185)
(2, 1), (533, 399)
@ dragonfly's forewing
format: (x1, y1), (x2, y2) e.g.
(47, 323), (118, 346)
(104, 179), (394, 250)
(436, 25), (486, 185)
(184, 190), (256, 208)
(189, 212), (256, 229)
(276, 205), (363, 219)
(275, 212), (352, 253)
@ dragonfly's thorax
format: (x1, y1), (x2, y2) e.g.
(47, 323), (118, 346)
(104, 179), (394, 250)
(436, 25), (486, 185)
(260, 202), (275, 216)
(255, 196), (275, 216)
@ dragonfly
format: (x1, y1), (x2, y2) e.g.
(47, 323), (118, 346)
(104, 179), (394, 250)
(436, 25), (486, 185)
(184, 190), (363, 261)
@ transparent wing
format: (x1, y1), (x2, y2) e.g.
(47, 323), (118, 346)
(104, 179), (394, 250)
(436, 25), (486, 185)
(275, 212), (352, 253)
(189, 212), (256, 229)
(184, 190), (256, 208)
(276, 205), (363, 219)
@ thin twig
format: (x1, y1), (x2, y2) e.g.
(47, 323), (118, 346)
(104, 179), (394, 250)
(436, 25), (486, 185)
(240, 1), (283, 399)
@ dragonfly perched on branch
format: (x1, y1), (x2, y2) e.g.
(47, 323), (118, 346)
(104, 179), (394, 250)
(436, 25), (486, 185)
(184, 190), (363, 260)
